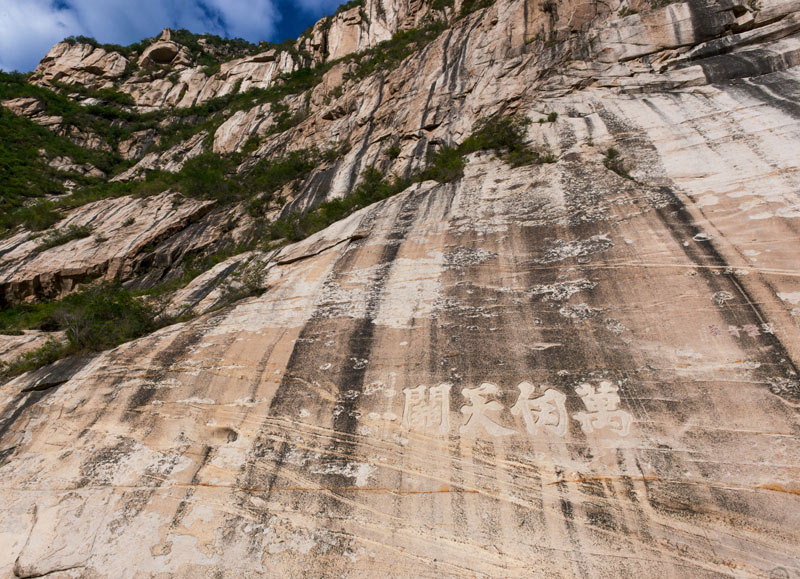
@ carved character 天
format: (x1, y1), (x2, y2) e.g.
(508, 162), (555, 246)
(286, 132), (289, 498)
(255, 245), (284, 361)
(460, 383), (516, 437)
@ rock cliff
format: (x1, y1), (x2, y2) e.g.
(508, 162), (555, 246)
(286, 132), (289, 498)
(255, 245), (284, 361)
(1, 0), (799, 576)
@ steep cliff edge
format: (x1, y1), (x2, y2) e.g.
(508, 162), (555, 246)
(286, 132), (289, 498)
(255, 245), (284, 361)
(1, 0), (799, 576)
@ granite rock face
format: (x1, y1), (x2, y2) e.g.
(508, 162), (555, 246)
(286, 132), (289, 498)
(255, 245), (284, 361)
(28, 0), (430, 111)
(0, 192), (214, 304)
(34, 42), (129, 88)
(1, 0), (800, 576)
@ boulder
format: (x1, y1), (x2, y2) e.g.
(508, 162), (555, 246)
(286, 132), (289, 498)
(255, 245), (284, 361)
(138, 41), (182, 67)
(33, 42), (128, 89)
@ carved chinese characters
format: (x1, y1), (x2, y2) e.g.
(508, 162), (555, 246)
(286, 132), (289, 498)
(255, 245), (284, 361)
(511, 382), (568, 437)
(573, 381), (632, 436)
(400, 380), (633, 438)
(401, 383), (451, 435)
(460, 383), (516, 437)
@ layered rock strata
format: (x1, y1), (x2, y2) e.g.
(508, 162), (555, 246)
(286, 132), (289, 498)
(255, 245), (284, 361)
(1, 0), (799, 576)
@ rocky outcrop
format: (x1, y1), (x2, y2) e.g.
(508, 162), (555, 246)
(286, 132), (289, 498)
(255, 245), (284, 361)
(0, 192), (214, 304)
(0, 97), (62, 128)
(47, 156), (105, 178)
(1, 0), (800, 576)
(118, 129), (160, 160)
(2, 96), (110, 151)
(33, 42), (129, 89)
(114, 49), (299, 109)
(0, 331), (65, 364)
(299, 0), (440, 63)
(29, 0), (433, 112)
(111, 131), (208, 181)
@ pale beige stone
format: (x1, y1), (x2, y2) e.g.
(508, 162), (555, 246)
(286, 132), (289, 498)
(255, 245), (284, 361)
(2, 0), (800, 576)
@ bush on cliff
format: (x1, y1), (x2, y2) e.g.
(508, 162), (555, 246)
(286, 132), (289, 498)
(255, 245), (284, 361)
(32, 225), (93, 254)
(0, 282), (174, 379)
(603, 147), (632, 180)
(269, 167), (411, 242)
(420, 113), (556, 182)
(53, 283), (162, 351)
(268, 113), (554, 242)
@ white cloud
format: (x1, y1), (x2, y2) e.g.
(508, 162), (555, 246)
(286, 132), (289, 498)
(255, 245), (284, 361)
(202, 0), (279, 40)
(0, 0), (84, 71)
(0, 0), (282, 72)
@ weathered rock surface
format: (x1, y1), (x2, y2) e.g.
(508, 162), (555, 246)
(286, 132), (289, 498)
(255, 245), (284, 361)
(0, 192), (214, 304)
(0, 331), (64, 364)
(1, 97), (63, 128)
(213, 104), (273, 154)
(34, 42), (129, 88)
(1, 0), (800, 576)
(111, 131), (208, 181)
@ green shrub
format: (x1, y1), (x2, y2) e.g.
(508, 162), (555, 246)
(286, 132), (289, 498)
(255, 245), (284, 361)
(505, 146), (556, 166)
(170, 29), (263, 62)
(246, 150), (316, 196)
(11, 203), (62, 232)
(416, 114), (555, 183)
(0, 339), (68, 379)
(269, 167), (409, 242)
(345, 21), (448, 81)
(462, 114), (530, 155)
(459, 113), (555, 167)
(34, 224), (92, 253)
(268, 102), (307, 135)
(603, 147), (633, 180)
(92, 87), (136, 107)
(201, 62), (221, 77)
(0, 302), (59, 334)
(431, 0), (455, 10)
(0, 83), (88, 229)
(420, 145), (467, 182)
(460, 0), (495, 16)
(0, 282), (178, 379)
(175, 153), (238, 200)
(52, 283), (160, 351)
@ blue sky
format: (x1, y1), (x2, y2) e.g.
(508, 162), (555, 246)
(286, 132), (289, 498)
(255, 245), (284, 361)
(0, 0), (346, 72)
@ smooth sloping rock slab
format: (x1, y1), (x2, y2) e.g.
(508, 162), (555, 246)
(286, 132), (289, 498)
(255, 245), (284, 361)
(1, 150), (798, 576)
